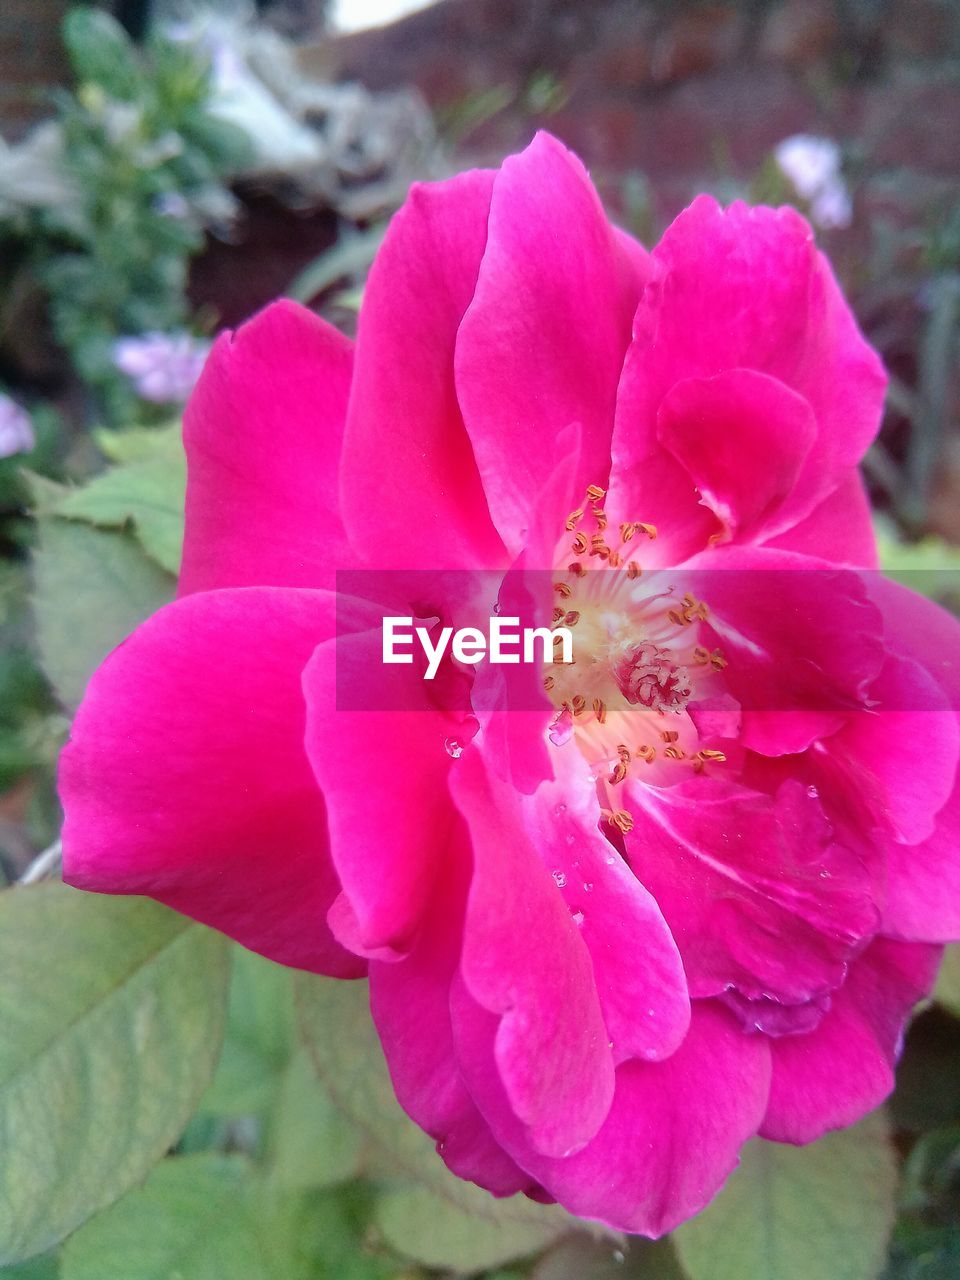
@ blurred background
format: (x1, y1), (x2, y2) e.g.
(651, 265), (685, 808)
(0, 3), (958, 1277)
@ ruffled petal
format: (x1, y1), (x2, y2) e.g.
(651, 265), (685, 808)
(764, 470), (878, 567)
(818, 652), (958, 846)
(61, 587), (362, 975)
(303, 622), (465, 956)
(624, 777), (878, 1010)
(450, 747), (615, 1158)
(610, 197), (886, 553)
(369, 848), (535, 1196)
(685, 546), (885, 754)
(451, 989), (771, 1236)
(180, 300), (354, 594)
(523, 750), (690, 1065)
(760, 938), (941, 1143)
(456, 133), (649, 557)
(656, 369), (816, 542)
(340, 169), (505, 571)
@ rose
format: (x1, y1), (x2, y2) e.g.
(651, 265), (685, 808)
(60, 133), (960, 1234)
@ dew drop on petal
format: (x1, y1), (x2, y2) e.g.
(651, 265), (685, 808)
(552, 869), (567, 888)
(572, 910), (584, 925)
(554, 803), (567, 816)
(444, 737), (463, 759)
(806, 784), (819, 799)
(583, 881), (593, 892)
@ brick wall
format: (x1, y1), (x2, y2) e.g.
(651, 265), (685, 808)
(305, 0), (960, 219)
(0, 0), (72, 139)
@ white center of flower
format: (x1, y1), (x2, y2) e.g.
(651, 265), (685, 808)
(544, 484), (728, 832)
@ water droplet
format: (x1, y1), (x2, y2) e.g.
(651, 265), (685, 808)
(612, 1249), (626, 1265)
(493, 600), (502, 616)
(554, 803), (567, 816)
(819, 869), (832, 879)
(583, 881), (594, 892)
(605, 854), (616, 865)
(444, 738), (463, 759)
(565, 833), (575, 846)
(647, 1008), (656, 1016)
(806, 784), (819, 799)
(572, 910), (584, 926)
(552, 870), (567, 888)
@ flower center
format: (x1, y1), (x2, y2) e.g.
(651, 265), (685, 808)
(544, 485), (728, 832)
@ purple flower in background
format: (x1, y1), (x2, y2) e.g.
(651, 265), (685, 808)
(113, 332), (212, 404)
(155, 191), (190, 220)
(0, 393), (35, 458)
(774, 135), (852, 230)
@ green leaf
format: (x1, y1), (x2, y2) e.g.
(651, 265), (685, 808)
(62, 9), (143, 101)
(374, 1184), (574, 1273)
(269, 1049), (363, 1192)
(200, 948), (293, 1118)
(60, 1155), (303, 1280)
(672, 1112), (897, 1280)
(935, 945), (960, 1018)
(296, 974), (574, 1271)
(200, 950), (362, 1191)
(531, 1235), (683, 1280)
(32, 520), (174, 710)
(0, 1254), (60, 1279)
(53, 437), (186, 575)
(297, 1190), (399, 1280)
(0, 883), (230, 1265)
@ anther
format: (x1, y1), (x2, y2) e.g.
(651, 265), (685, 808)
(636, 744), (656, 763)
(592, 697), (607, 724)
(637, 522), (658, 540)
(609, 761), (628, 785)
(572, 533), (588, 555)
(626, 561), (642, 580)
(585, 484), (606, 502)
(565, 507), (585, 531)
(554, 581), (572, 597)
(563, 610), (581, 627)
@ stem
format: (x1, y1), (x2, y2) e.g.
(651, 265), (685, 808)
(18, 838), (63, 885)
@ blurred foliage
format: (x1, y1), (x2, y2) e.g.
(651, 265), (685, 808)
(0, 8), (248, 426)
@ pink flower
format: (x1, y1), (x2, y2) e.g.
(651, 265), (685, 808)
(774, 134), (852, 230)
(113, 332), (211, 404)
(60, 134), (960, 1235)
(0, 392), (35, 457)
